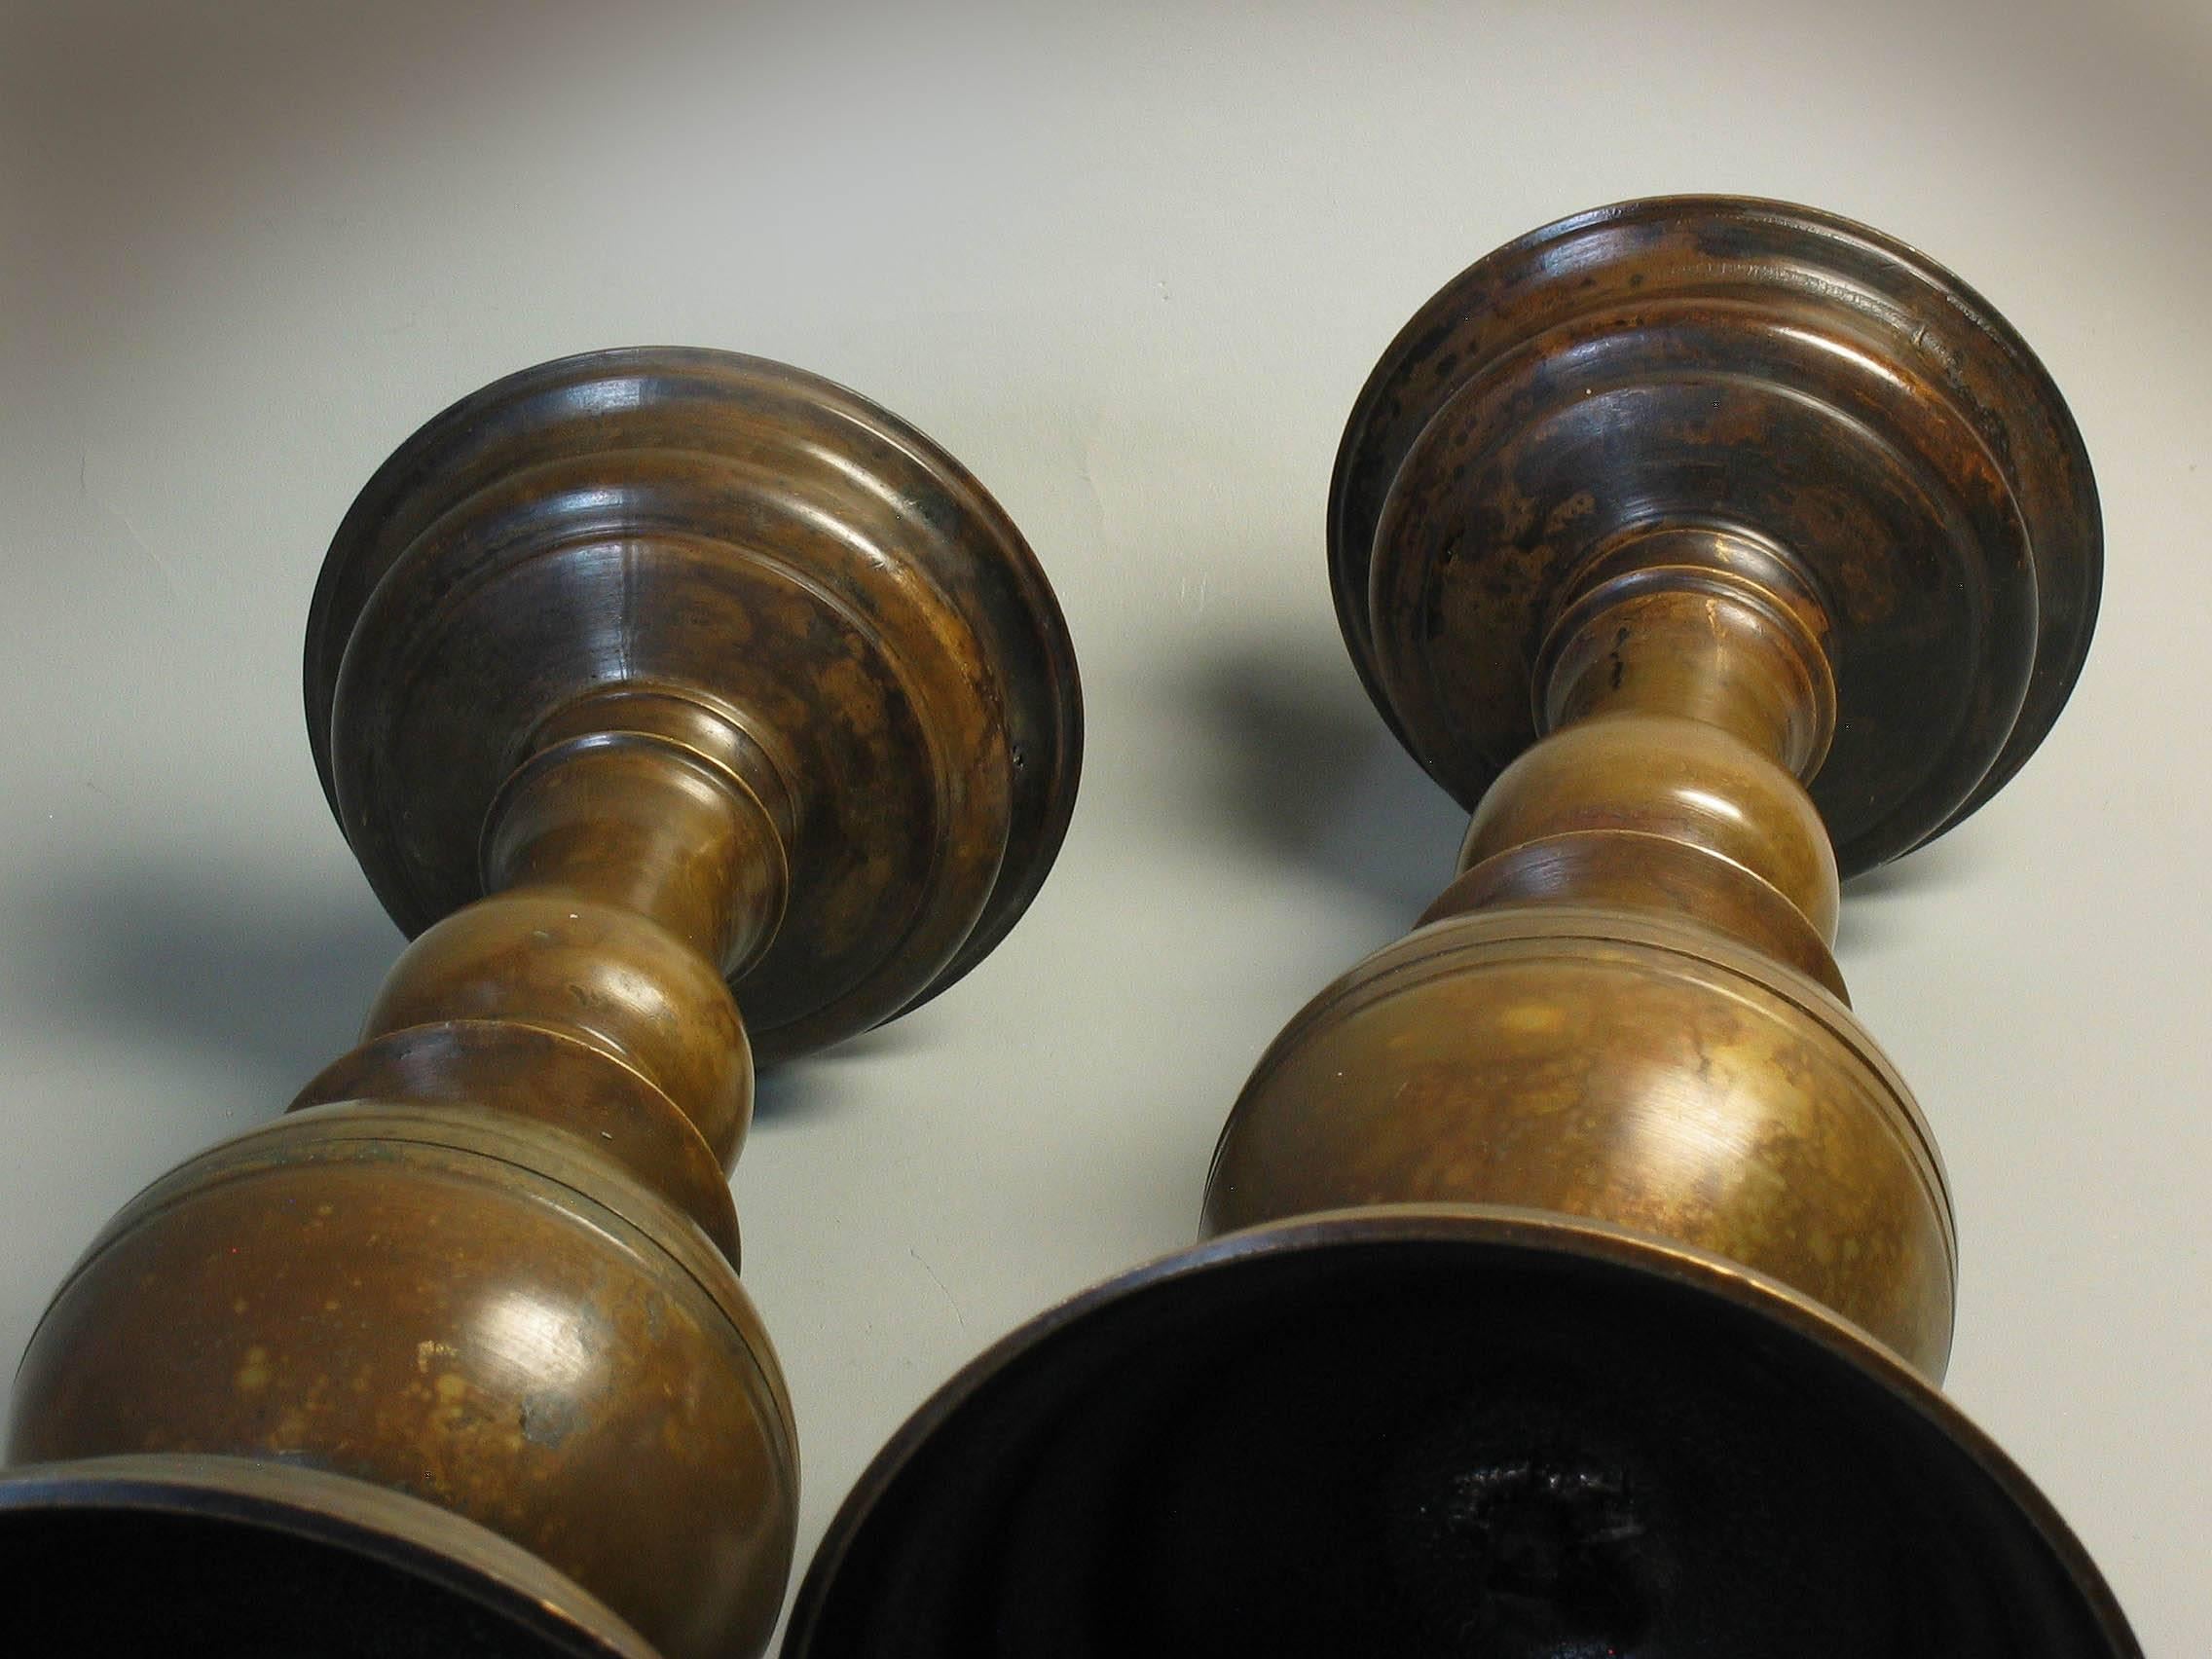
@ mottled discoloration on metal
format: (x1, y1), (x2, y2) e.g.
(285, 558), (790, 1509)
(6, 350), (1085, 1659)
(1201, 197), (2107, 1386)
(293, 1019), (743, 1262)
(1328, 196), (2099, 878)
(1216, 416), (1975, 1362)
(782, 199), (2124, 1659)
(1217, 388), (1964, 1366)
(1205, 907), (1953, 1370)
(305, 349), (1082, 1060)
(10, 1107), (795, 1659)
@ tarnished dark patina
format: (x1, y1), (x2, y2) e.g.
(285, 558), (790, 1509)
(785, 200), (2136, 1659)
(3, 350), (1082, 1659)
(1328, 196), (2099, 877)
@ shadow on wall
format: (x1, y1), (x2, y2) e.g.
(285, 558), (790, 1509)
(752, 1020), (940, 1125)
(2, 856), (950, 1130)
(5, 864), (402, 1110)
(0, 2), (694, 385)
(1172, 633), (1468, 926)
(1835, 828), (1986, 959)
(0, 652), (1984, 1128)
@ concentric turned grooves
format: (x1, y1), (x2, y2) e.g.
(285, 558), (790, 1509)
(1327, 196), (2099, 870)
(1205, 909), (1957, 1284)
(305, 347), (1082, 1052)
(22, 1106), (799, 1481)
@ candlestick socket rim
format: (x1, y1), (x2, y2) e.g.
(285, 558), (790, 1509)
(306, 348), (1082, 1062)
(1329, 196), (2099, 877)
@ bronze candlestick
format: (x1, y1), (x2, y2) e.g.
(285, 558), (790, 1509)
(0, 350), (1081, 1659)
(785, 200), (2137, 1658)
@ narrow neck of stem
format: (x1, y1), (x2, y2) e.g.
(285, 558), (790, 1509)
(1536, 530), (1836, 780)
(1432, 531), (1849, 988)
(308, 689), (797, 1194)
(483, 734), (787, 977)
(484, 686), (794, 975)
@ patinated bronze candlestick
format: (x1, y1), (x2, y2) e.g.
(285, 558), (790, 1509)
(785, 201), (2138, 1657)
(0, 350), (1081, 1659)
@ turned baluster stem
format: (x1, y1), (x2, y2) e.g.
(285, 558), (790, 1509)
(481, 719), (792, 979)
(292, 688), (798, 1253)
(1425, 528), (1850, 996)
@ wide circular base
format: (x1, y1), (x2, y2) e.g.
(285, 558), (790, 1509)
(1329, 198), (2099, 875)
(307, 349), (1082, 1059)
(0, 1455), (655, 1657)
(786, 1210), (2137, 1659)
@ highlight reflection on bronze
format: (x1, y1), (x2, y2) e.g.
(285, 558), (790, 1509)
(786, 200), (2137, 1659)
(1206, 525), (1956, 1367)
(1, 350), (1081, 1659)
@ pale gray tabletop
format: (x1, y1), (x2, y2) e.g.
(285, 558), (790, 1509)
(2, 1), (2204, 1649)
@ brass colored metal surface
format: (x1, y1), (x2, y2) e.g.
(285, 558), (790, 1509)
(787, 201), (2133, 1658)
(1210, 504), (1956, 1365)
(1206, 906), (1954, 1370)
(14, 1105), (796, 1659)
(5, 350), (1082, 1658)
(1328, 196), (2098, 878)
(304, 348), (1083, 1063)
(1217, 195), (2105, 1382)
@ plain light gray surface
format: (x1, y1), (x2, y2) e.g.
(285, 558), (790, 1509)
(2, 0), (2205, 1647)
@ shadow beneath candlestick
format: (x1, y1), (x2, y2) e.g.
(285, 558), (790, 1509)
(1171, 634), (1467, 924)
(1836, 831), (1988, 958)
(750, 1019), (940, 1124)
(3, 862), (403, 1111)
(3, 854), (957, 1135)
(1842, 831), (1985, 901)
